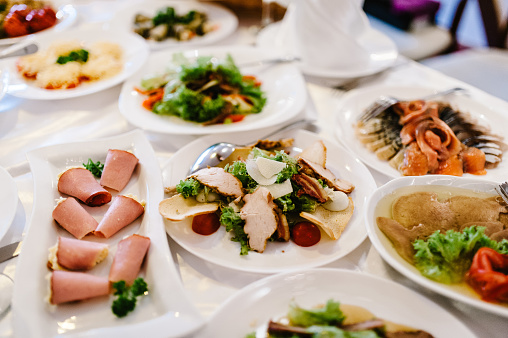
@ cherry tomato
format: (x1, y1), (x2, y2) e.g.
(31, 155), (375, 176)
(192, 213), (221, 236)
(291, 221), (321, 247)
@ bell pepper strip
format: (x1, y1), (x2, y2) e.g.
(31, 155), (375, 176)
(466, 247), (508, 302)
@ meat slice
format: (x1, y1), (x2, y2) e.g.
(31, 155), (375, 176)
(292, 173), (329, 203)
(109, 234), (150, 285)
(298, 158), (354, 193)
(100, 149), (139, 191)
(52, 197), (98, 239)
(240, 187), (279, 253)
(58, 167), (112, 206)
(49, 236), (108, 271)
(95, 195), (145, 238)
(50, 270), (110, 304)
(190, 167), (243, 198)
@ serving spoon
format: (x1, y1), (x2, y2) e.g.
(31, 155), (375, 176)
(188, 119), (313, 175)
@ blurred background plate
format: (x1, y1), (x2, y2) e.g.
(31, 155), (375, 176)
(0, 165), (18, 242)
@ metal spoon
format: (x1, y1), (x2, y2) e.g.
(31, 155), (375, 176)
(188, 119), (313, 174)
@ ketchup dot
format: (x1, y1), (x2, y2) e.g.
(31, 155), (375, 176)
(291, 221), (321, 247)
(192, 213), (221, 235)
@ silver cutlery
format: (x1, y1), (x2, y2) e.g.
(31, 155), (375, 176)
(0, 240), (22, 263)
(238, 56), (301, 68)
(0, 41), (38, 59)
(496, 181), (508, 205)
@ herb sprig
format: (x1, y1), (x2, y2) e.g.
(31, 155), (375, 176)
(111, 278), (148, 318)
(83, 158), (104, 178)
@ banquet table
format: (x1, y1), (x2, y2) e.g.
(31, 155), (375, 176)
(1, 1), (508, 337)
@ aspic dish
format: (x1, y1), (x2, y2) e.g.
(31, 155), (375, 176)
(0, 0), (77, 46)
(2, 25), (149, 100)
(119, 45), (307, 135)
(365, 175), (508, 317)
(161, 129), (376, 274)
(198, 268), (475, 337)
(111, 0), (238, 50)
(13, 130), (203, 337)
(0, 165), (18, 242)
(335, 85), (508, 182)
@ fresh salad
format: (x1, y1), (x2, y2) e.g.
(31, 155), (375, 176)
(135, 53), (267, 125)
(133, 6), (214, 42)
(159, 139), (356, 255)
(246, 299), (433, 337)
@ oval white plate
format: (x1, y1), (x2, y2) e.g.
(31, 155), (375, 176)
(335, 85), (508, 181)
(257, 22), (398, 79)
(0, 165), (18, 242)
(2, 26), (149, 100)
(14, 130), (203, 337)
(365, 175), (508, 317)
(119, 45), (307, 135)
(0, 1), (77, 46)
(162, 129), (376, 274)
(111, 0), (238, 51)
(199, 268), (475, 337)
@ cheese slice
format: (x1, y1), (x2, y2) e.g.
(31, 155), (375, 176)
(255, 157), (287, 178)
(264, 179), (293, 199)
(246, 159), (278, 185)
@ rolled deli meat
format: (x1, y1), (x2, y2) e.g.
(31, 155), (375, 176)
(48, 236), (108, 271)
(50, 270), (110, 304)
(52, 197), (98, 239)
(100, 149), (139, 192)
(94, 195), (145, 238)
(109, 234), (150, 285)
(58, 167), (112, 206)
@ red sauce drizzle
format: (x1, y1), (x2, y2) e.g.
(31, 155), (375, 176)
(291, 221), (321, 247)
(192, 213), (221, 236)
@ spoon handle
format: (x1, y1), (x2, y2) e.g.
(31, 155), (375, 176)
(245, 119), (312, 145)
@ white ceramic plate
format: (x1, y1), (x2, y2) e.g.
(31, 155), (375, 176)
(335, 85), (508, 182)
(198, 268), (475, 337)
(365, 175), (508, 318)
(162, 129), (376, 274)
(0, 165), (18, 242)
(13, 130), (203, 337)
(2, 26), (149, 100)
(257, 22), (398, 79)
(111, 0), (238, 51)
(0, 1), (77, 46)
(119, 45), (307, 135)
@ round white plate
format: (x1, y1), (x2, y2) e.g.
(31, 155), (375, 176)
(162, 129), (376, 274)
(111, 0), (238, 51)
(335, 85), (508, 182)
(365, 175), (508, 317)
(0, 1), (77, 46)
(2, 26), (149, 100)
(257, 22), (398, 79)
(0, 165), (18, 242)
(199, 268), (475, 337)
(119, 45), (307, 135)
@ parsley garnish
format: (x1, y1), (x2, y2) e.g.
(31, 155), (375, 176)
(111, 278), (148, 318)
(83, 158), (104, 178)
(56, 49), (89, 65)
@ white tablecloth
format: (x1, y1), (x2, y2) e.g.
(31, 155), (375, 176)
(1, 1), (508, 337)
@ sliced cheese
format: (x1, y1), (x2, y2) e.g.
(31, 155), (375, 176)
(246, 159), (278, 186)
(264, 179), (293, 199)
(255, 157), (287, 178)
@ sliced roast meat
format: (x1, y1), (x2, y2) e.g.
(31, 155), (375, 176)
(58, 167), (112, 206)
(298, 158), (354, 193)
(95, 195), (145, 238)
(52, 197), (98, 239)
(292, 173), (329, 203)
(100, 149), (139, 192)
(50, 270), (110, 304)
(240, 187), (279, 253)
(190, 167), (243, 198)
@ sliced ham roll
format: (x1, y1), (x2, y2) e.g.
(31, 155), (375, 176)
(48, 237), (108, 271)
(100, 149), (139, 192)
(58, 167), (112, 206)
(95, 195), (145, 238)
(50, 270), (110, 304)
(52, 197), (98, 239)
(109, 234), (150, 285)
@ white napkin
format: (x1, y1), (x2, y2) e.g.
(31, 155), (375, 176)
(274, 0), (372, 72)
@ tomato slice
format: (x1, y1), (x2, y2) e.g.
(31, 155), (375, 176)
(291, 221), (321, 247)
(192, 213), (221, 236)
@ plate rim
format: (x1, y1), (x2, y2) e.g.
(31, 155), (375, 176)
(162, 128), (376, 274)
(0, 165), (18, 242)
(365, 174), (508, 317)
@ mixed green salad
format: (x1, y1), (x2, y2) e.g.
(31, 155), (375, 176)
(136, 53), (267, 125)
